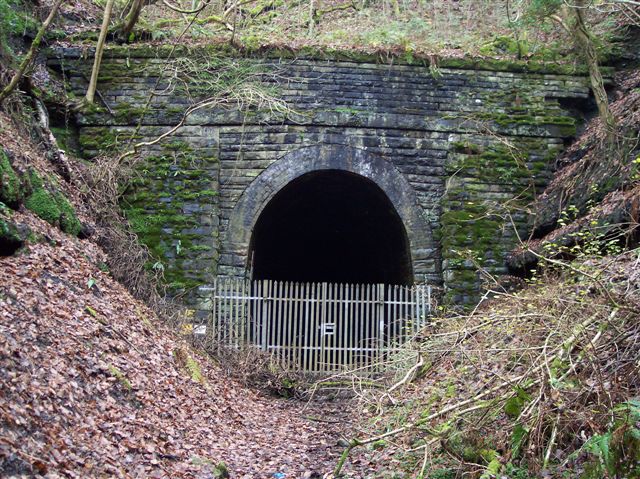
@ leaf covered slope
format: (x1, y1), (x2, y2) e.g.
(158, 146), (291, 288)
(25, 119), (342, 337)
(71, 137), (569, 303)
(0, 119), (347, 478)
(1, 217), (348, 477)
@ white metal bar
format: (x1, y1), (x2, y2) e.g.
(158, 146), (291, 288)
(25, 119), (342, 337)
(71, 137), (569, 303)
(284, 281), (292, 369)
(292, 282), (300, 370)
(208, 277), (431, 374)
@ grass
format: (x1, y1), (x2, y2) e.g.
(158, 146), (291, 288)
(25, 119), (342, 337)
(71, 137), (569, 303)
(119, 0), (620, 63)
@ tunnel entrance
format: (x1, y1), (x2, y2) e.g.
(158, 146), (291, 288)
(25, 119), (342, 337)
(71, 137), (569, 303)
(249, 169), (413, 285)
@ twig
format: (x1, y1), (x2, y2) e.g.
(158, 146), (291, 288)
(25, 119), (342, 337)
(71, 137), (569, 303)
(333, 312), (601, 475)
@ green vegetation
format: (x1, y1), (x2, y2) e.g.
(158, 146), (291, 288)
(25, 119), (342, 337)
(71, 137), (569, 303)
(440, 139), (557, 304)
(24, 170), (82, 236)
(121, 150), (218, 294)
(56, 192), (83, 236)
(185, 355), (204, 384)
(25, 187), (61, 224)
(173, 346), (206, 384)
(0, 0), (38, 59)
(107, 364), (133, 391)
(0, 149), (23, 207)
(573, 400), (640, 478)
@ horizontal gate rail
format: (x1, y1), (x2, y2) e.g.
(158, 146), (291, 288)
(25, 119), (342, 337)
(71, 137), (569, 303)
(206, 278), (432, 374)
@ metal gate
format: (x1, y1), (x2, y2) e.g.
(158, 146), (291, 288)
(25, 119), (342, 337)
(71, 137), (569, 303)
(204, 278), (431, 373)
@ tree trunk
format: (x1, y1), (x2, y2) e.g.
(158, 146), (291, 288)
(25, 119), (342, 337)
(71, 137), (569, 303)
(569, 0), (616, 135)
(120, 0), (145, 42)
(0, 0), (65, 104)
(85, 0), (115, 104)
(308, 0), (315, 36)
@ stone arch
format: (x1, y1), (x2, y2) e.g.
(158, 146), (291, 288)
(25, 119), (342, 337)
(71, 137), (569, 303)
(225, 144), (435, 282)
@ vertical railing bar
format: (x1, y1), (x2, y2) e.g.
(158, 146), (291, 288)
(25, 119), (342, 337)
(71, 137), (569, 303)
(234, 278), (240, 348)
(341, 282), (348, 370)
(409, 285), (415, 339)
(353, 284), (358, 370)
(226, 278), (230, 347)
(218, 278), (225, 348)
(351, 283), (357, 370)
(418, 285), (423, 331)
(240, 278), (245, 347)
(228, 278), (234, 348)
(260, 280), (268, 351)
(303, 282), (309, 373)
(274, 281), (282, 364)
(285, 281), (292, 370)
(293, 281), (300, 370)
(378, 283), (385, 374)
(321, 282), (328, 374)
(250, 280), (256, 348)
(243, 278), (249, 346)
(311, 281), (316, 374)
(253, 279), (264, 350)
(309, 282), (315, 373)
(227, 278), (233, 347)
(337, 282), (341, 372)
(416, 286), (424, 330)
(216, 278), (222, 349)
(211, 277), (217, 352)
(229, 278), (234, 348)
(274, 281), (287, 368)
(334, 282), (340, 372)
(363, 283), (369, 371)
(239, 279), (244, 347)
(313, 283), (324, 372)
(283, 280), (289, 369)
(311, 283), (321, 372)
(278, 281), (289, 369)
(399, 284), (405, 344)
(268, 279), (275, 356)
(395, 284), (399, 347)
(326, 282), (332, 373)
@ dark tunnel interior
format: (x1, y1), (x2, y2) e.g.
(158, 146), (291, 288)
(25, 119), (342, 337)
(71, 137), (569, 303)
(249, 170), (413, 285)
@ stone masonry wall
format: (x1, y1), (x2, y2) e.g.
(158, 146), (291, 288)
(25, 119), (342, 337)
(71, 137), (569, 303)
(48, 46), (593, 315)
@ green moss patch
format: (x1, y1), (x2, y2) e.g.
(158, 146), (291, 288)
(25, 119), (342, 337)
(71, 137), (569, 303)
(440, 140), (559, 305)
(121, 150), (219, 297)
(25, 188), (61, 224)
(24, 171), (82, 236)
(81, 44), (609, 76)
(56, 192), (82, 236)
(0, 149), (23, 207)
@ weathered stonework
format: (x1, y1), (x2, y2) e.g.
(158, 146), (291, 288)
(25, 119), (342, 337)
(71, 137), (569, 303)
(48, 46), (594, 313)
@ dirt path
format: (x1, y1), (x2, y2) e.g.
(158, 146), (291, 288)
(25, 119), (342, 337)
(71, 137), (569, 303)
(0, 212), (356, 478)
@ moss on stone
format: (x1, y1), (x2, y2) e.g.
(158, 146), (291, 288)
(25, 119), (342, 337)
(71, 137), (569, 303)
(120, 150), (218, 297)
(0, 213), (28, 255)
(77, 44), (612, 76)
(113, 102), (149, 123)
(25, 187), (61, 225)
(50, 127), (77, 156)
(23, 171), (82, 236)
(56, 192), (82, 236)
(0, 150), (23, 208)
(440, 139), (554, 305)
(479, 35), (530, 58)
